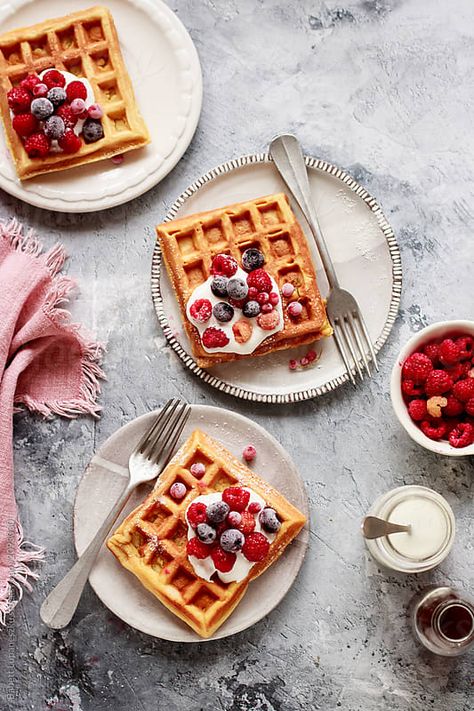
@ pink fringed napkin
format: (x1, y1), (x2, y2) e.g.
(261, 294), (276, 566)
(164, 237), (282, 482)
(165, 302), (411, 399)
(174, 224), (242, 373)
(0, 220), (104, 623)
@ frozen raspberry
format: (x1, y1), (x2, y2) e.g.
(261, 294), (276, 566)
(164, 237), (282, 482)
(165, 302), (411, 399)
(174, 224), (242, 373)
(456, 336), (473, 360)
(281, 282), (295, 298)
(211, 546), (236, 572)
(227, 511), (242, 527)
(20, 73), (40, 92)
(187, 501), (207, 527)
(12, 113), (38, 137)
(169, 482), (186, 499)
(190, 462), (206, 478)
(66, 80), (87, 101)
(448, 422), (474, 448)
(248, 501), (262, 514)
(242, 445), (256, 462)
(443, 395), (464, 417)
(408, 399), (427, 421)
(56, 103), (77, 128)
(402, 352), (433, 384)
(439, 338), (461, 365)
(222, 487), (250, 512)
(257, 310), (280, 331)
(401, 379), (424, 397)
(58, 129), (82, 153)
(187, 537), (209, 560)
(242, 532), (270, 562)
(420, 419), (448, 441)
(24, 132), (50, 158)
(426, 396), (448, 418)
(424, 369), (453, 396)
(189, 298), (212, 323)
(232, 319), (252, 344)
(43, 69), (66, 89)
(238, 511), (256, 535)
(269, 292), (279, 305)
(259, 507), (281, 533)
(287, 301), (303, 317)
(202, 327), (229, 349)
(453, 378), (474, 402)
(211, 253), (238, 277)
(7, 87), (31, 113)
(423, 342), (440, 363)
(465, 398), (474, 417)
(246, 268), (272, 293)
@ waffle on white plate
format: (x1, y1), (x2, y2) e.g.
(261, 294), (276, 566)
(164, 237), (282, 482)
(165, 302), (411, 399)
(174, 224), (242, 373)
(107, 430), (306, 638)
(0, 6), (149, 179)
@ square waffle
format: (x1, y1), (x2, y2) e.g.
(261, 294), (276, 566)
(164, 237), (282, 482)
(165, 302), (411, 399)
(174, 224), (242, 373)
(0, 6), (149, 179)
(107, 429), (307, 638)
(157, 192), (332, 368)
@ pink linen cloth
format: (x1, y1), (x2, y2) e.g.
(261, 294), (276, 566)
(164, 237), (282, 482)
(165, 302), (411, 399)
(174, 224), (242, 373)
(0, 219), (104, 623)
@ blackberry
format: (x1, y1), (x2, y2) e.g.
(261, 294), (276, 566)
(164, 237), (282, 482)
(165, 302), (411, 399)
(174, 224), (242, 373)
(213, 302), (234, 323)
(242, 247), (264, 272)
(220, 529), (245, 552)
(259, 507), (281, 533)
(82, 118), (104, 143)
(196, 523), (216, 545)
(227, 277), (248, 301)
(210, 275), (228, 298)
(44, 116), (65, 140)
(47, 87), (67, 108)
(242, 300), (260, 318)
(206, 501), (230, 524)
(30, 97), (54, 120)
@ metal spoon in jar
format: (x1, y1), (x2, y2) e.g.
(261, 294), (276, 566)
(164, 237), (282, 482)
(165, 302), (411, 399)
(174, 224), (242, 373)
(362, 516), (411, 540)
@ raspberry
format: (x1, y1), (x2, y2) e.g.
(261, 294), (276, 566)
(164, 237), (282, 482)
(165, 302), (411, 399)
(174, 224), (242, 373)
(202, 327), (229, 349)
(229, 297), (246, 309)
(248, 501), (262, 514)
(24, 132), (50, 158)
(222, 487), (250, 512)
(7, 86), (31, 113)
(246, 268), (272, 293)
(238, 510), (256, 535)
(408, 399), (428, 422)
(439, 338), (461, 365)
(43, 69), (66, 89)
(424, 369), (453, 396)
(210, 253), (238, 277)
(242, 445), (256, 462)
(453, 378), (474, 403)
(423, 342), (440, 363)
(211, 546), (236, 573)
(58, 129), (82, 153)
(242, 532), (270, 562)
(401, 379), (424, 397)
(186, 537), (209, 560)
(189, 298), (212, 323)
(402, 352), (433, 384)
(12, 113), (38, 137)
(456, 336), (473, 360)
(232, 319), (252, 344)
(443, 395), (464, 417)
(65, 80), (87, 101)
(257, 310), (280, 331)
(446, 362), (470, 382)
(20, 73), (40, 92)
(187, 502), (207, 527)
(56, 103), (77, 128)
(448, 422), (474, 448)
(420, 419), (448, 441)
(465, 398), (474, 417)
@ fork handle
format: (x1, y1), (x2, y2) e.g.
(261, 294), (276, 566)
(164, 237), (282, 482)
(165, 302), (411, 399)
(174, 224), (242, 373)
(269, 133), (340, 289)
(40, 481), (133, 629)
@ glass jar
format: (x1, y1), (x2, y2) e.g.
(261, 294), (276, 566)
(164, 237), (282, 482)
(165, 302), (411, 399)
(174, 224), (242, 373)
(365, 485), (455, 573)
(410, 586), (474, 656)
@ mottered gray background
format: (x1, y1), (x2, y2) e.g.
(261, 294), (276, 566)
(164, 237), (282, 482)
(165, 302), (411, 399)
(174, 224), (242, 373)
(0, 0), (473, 709)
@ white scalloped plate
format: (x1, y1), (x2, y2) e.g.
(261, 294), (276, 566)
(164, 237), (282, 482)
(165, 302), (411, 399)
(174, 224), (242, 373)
(73, 405), (309, 642)
(151, 154), (402, 403)
(0, 0), (202, 212)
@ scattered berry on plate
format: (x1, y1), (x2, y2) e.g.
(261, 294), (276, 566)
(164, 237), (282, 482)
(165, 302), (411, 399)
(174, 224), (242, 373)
(169, 482), (187, 499)
(7, 87), (31, 113)
(220, 528), (245, 552)
(242, 532), (270, 562)
(213, 301), (234, 323)
(211, 253), (238, 277)
(226, 511), (242, 527)
(20, 74), (40, 92)
(66, 80), (87, 101)
(202, 327), (229, 349)
(257, 310), (280, 330)
(30, 97), (54, 120)
(211, 546), (236, 572)
(448, 422), (474, 448)
(43, 69), (66, 89)
(12, 113), (38, 137)
(24, 132), (50, 158)
(242, 300), (260, 318)
(452, 378), (474, 403)
(210, 275), (228, 298)
(58, 129), (82, 153)
(420, 419), (447, 441)
(88, 103), (103, 119)
(247, 268), (272, 293)
(424, 369), (453, 396)
(82, 118), (104, 143)
(47, 86), (67, 108)
(187, 537), (209, 560)
(281, 282), (295, 298)
(242, 247), (265, 272)
(408, 399), (428, 421)
(300, 356), (309, 367)
(289, 359), (299, 371)
(238, 511), (256, 535)
(189, 298), (212, 323)
(248, 501), (262, 514)
(196, 523), (217, 545)
(190, 462), (206, 478)
(307, 349), (317, 363)
(242, 444), (256, 462)
(259, 507), (281, 533)
(44, 115), (65, 140)
(32, 82), (48, 97)
(227, 277), (248, 300)
(402, 352), (433, 384)
(232, 319), (252, 344)
(222, 486), (250, 512)
(187, 501), (208, 527)
(206, 500), (230, 524)
(287, 301), (303, 317)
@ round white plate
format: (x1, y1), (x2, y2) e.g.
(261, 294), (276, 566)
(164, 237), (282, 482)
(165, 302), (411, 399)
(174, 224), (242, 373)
(0, 0), (202, 212)
(74, 405), (309, 642)
(151, 154), (402, 402)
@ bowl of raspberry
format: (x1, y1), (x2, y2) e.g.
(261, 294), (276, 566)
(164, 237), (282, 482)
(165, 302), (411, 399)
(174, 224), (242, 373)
(391, 321), (474, 456)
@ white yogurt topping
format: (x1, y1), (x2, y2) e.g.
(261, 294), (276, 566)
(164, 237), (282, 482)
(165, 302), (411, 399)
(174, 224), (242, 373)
(186, 488), (275, 583)
(387, 496), (449, 561)
(37, 69), (95, 149)
(185, 265), (284, 356)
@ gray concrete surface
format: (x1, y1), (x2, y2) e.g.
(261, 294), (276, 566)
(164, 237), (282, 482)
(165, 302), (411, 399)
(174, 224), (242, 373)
(0, 0), (473, 709)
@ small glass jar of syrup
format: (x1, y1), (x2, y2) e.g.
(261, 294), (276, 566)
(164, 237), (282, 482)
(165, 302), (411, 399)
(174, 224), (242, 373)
(411, 586), (474, 656)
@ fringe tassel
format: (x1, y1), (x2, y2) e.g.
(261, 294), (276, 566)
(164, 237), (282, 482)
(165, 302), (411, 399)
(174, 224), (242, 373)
(0, 523), (45, 626)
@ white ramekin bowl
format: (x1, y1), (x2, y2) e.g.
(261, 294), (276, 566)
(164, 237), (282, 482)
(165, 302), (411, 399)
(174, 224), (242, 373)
(390, 320), (474, 457)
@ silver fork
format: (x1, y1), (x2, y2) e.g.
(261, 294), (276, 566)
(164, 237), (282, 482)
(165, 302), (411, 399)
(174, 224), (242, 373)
(269, 133), (378, 384)
(40, 398), (191, 629)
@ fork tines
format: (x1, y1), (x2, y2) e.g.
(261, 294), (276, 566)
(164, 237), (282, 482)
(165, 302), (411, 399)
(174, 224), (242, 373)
(331, 308), (378, 385)
(136, 399), (191, 463)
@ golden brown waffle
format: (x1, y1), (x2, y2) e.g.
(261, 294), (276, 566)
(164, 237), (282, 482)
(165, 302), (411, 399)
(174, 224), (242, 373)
(0, 6), (149, 179)
(107, 429), (306, 638)
(157, 193), (332, 368)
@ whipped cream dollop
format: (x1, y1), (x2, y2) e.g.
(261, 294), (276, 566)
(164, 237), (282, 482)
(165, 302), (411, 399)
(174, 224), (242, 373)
(38, 69), (95, 146)
(186, 488), (276, 584)
(186, 265), (284, 356)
